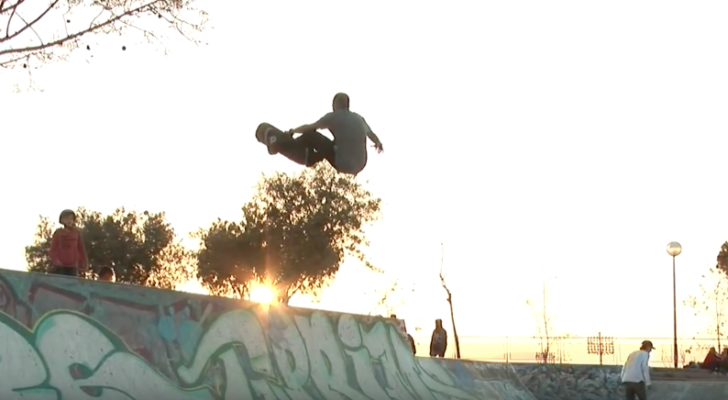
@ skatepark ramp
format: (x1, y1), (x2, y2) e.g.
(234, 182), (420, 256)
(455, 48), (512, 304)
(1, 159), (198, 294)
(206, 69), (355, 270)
(0, 268), (534, 400)
(3, 268), (727, 400)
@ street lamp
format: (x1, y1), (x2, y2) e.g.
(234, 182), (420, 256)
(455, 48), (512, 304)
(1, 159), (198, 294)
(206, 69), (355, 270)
(666, 241), (682, 368)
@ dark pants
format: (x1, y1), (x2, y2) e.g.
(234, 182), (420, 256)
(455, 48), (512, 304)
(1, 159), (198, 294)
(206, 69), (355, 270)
(623, 381), (647, 400)
(51, 266), (78, 277)
(277, 130), (336, 168)
(430, 346), (446, 357)
(702, 361), (719, 372)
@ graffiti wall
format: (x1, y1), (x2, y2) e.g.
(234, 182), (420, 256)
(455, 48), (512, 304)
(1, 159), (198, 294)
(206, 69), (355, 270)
(0, 269), (534, 400)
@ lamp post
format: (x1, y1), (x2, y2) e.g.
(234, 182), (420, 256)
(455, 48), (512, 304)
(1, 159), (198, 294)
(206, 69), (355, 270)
(666, 241), (682, 368)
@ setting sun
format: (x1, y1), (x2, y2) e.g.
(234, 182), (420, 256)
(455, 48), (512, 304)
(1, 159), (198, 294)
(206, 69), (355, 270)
(249, 285), (276, 304)
(176, 279), (209, 295)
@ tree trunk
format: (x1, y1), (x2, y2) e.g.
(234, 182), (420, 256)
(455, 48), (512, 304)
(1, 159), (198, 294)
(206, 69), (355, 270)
(718, 324), (721, 350)
(447, 296), (461, 359)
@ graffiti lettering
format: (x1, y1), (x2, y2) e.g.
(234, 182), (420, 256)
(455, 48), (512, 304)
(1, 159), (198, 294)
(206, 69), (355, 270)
(0, 307), (513, 400)
(0, 271), (536, 400)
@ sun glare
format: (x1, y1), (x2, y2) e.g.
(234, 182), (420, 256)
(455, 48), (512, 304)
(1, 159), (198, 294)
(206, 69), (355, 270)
(249, 285), (276, 304)
(176, 279), (209, 295)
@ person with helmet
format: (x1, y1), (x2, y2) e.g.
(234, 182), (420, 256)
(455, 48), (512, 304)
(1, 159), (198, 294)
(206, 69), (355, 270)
(49, 209), (89, 277)
(265, 92), (384, 176)
(98, 266), (116, 282)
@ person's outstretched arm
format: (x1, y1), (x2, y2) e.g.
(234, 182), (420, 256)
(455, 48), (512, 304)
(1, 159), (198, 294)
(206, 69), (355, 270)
(290, 113), (334, 134)
(364, 119), (383, 153)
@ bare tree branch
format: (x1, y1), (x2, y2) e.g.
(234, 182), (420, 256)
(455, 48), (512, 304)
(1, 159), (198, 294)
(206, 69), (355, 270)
(0, 50), (23, 66)
(4, 0), (16, 37)
(2, 0), (60, 43)
(0, 2), (153, 57)
(0, 0), (25, 15)
(1, 0), (208, 90)
(438, 239), (461, 359)
(526, 270), (559, 364)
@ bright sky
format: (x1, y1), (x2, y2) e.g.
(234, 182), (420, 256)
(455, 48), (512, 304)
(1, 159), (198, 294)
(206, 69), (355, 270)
(1, 1), (727, 342)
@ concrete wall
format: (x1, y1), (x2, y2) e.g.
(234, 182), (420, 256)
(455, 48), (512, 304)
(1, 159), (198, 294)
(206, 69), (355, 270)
(0, 269), (531, 400)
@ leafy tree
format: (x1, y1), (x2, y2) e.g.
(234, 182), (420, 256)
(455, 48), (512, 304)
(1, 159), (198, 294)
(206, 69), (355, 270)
(718, 241), (728, 274)
(685, 266), (728, 349)
(25, 207), (192, 288)
(194, 164), (383, 304)
(0, 0), (208, 90)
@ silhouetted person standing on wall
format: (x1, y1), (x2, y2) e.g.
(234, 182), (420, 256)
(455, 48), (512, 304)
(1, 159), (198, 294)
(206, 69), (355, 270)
(390, 314), (417, 355)
(620, 340), (654, 400)
(429, 319), (448, 357)
(719, 347), (728, 374)
(49, 209), (88, 277)
(701, 347), (720, 372)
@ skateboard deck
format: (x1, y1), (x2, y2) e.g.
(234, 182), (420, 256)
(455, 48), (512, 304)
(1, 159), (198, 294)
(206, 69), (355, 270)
(255, 122), (307, 164)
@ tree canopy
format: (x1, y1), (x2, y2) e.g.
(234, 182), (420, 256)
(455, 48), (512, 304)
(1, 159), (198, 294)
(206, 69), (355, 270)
(25, 207), (192, 288)
(717, 241), (728, 274)
(0, 0), (208, 89)
(194, 164), (383, 303)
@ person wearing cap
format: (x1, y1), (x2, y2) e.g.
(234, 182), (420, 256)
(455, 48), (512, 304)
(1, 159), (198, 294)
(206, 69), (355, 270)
(49, 209), (88, 277)
(620, 340), (654, 400)
(268, 93), (384, 176)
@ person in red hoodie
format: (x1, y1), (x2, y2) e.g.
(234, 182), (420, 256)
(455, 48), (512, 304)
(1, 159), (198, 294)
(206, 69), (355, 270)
(49, 209), (88, 277)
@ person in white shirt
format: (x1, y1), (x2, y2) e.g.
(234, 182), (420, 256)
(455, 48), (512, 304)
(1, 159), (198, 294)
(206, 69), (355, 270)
(620, 340), (654, 400)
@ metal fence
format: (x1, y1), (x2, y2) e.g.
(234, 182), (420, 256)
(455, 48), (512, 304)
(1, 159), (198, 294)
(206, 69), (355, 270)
(409, 334), (723, 368)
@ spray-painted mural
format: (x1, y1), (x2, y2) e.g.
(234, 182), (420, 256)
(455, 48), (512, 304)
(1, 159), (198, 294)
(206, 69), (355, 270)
(0, 269), (534, 400)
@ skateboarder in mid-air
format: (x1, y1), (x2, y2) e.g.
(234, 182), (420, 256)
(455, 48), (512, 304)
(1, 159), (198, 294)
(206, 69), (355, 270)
(264, 93), (384, 176)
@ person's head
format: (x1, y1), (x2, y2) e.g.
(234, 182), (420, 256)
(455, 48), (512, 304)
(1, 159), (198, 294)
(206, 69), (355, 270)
(710, 347), (717, 354)
(640, 340), (655, 353)
(59, 209), (76, 228)
(722, 347), (728, 355)
(390, 314), (397, 319)
(435, 318), (443, 328)
(98, 266), (115, 282)
(332, 92), (350, 111)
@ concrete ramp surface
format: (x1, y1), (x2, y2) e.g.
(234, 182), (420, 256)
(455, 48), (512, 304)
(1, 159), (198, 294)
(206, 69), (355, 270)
(0, 269), (532, 400)
(426, 359), (537, 400)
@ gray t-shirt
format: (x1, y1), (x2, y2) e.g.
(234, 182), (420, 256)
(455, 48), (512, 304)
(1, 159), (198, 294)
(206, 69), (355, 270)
(316, 110), (372, 175)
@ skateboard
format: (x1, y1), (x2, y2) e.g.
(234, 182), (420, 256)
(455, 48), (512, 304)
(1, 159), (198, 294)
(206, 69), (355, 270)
(255, 122), (307, 164)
